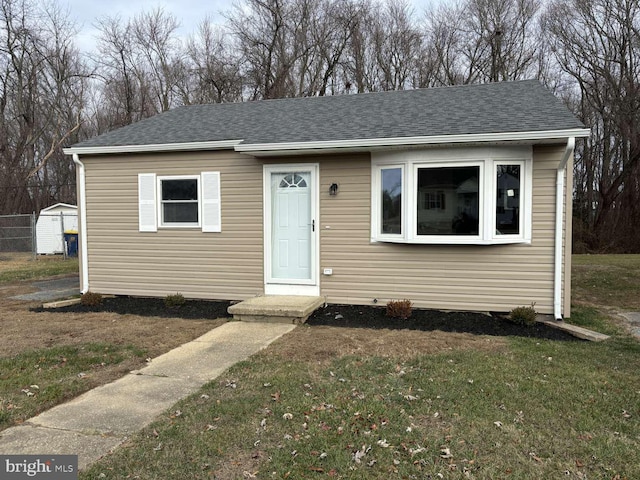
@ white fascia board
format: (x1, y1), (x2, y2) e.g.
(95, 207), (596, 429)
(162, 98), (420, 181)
(235, 128), (591, 155)
(63, 140), (243, 156)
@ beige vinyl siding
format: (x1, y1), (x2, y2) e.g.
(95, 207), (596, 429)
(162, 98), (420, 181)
(317, 146), (565, 314)
(80, 144), (569, 314)
(82, 151), (264, 300)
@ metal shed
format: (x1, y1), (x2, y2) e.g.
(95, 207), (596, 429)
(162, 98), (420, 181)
(36, 203), (78, 255)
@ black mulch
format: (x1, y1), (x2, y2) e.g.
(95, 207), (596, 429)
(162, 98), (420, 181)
(31, 296), (233, 320)
(308, 304), (581, 341)
(35, 296), (580, 342)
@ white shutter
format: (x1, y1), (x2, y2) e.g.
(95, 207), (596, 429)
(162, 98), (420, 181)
(138, 173), (157, 232)
(201, 171), (221, 232)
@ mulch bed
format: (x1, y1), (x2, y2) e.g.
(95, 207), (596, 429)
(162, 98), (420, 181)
(37, 296), (580, 342)
(32, 296), (233, 320)
(308, 304), (580, 341)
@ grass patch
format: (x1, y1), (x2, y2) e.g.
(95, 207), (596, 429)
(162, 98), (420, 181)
(572, 254), (640, 310)
(0, 343), (146, 429)
(81, 336), (640, 479)
(569, 304), (622, 336)
(0, 255), (78, 284)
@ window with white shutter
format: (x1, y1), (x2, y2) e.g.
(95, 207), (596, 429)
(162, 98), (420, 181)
(138, 171), (221, 232)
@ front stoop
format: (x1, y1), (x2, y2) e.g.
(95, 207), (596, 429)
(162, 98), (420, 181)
(228, 296), (325, 324)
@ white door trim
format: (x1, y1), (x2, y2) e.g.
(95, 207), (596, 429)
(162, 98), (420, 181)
(263, 163), (320, 296)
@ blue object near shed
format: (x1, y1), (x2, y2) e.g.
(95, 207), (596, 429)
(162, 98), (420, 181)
(64, 230), (78, 257)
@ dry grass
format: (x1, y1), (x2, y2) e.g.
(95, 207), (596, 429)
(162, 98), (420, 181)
(0, 252), (78, 283)
(0, 252), (34, 272)
(0, 282), (225, 428)
(0, 284), (222, 359)
(267, 324), (506, 363)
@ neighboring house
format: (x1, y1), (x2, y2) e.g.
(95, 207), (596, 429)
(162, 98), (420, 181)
(36, 203), (78, 255)
(63, 80), (589, 319)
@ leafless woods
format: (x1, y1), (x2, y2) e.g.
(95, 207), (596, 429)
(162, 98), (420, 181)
(1, 0), (638, 251)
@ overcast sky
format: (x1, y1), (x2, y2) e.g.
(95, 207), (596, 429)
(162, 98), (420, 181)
(64, 0), (439, 52)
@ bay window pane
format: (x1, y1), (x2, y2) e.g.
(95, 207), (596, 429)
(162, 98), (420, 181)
(417, 166), (479, 235)
(381, 168), (402, 234)
(496, 165), (521, 235)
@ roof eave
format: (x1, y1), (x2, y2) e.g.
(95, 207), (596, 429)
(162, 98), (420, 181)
(62, 128), (590, 157)
(235, 128), (591, 157)
(63, 139), (244, 156)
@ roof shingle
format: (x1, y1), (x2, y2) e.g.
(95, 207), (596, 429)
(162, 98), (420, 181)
(73, 80), (584, 149)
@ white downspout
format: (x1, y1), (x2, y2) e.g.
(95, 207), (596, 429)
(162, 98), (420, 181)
(554, 137), (575, 320)
(72, 154), (89, 293)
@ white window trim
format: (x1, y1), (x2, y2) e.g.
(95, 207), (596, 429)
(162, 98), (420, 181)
(490, 160), (533, 243)
(371, 146), (533, 245)
(157, 175), (202, 229)
(411, 160), (484, 244)
(375, 164), (405, 241)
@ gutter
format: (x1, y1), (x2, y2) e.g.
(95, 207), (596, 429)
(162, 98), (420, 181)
(554, 137), (575, 320)
(62, 130), (590, 157)
(235, 128), (591, 156)
(63, 139), (242, 156)
(72, 154), (89, 294)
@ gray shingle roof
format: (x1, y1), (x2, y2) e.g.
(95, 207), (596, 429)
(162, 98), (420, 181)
(73, 80), (584, 149)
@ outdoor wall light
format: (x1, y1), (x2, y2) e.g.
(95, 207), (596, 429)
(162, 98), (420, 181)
(329, 183), (339, 196)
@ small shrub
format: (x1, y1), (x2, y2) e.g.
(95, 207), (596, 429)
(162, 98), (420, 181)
(509, 303), (537, 326)
(80, 291), (103, 307)
(164, 293), (186, 308)
(386, 299), (413, 320)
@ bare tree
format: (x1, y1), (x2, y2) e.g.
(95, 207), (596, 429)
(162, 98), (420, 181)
(343, 0), (379, 93)
(185, 19), (243, 104)
(373, 0), (423, 90)
(299, 0), (359, 96)
(424, 0), (541, 85)
(94, 14), (147, 128)
(226, 0), (303, 99)
(0, 0), (87, 214)
(94, 8), (184, 131)
(545, 0), (640, 252)
(131, 8), (185, 112)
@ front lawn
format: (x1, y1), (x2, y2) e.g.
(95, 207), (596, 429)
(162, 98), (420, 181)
(81, 332), (640, 479)
(80, 255), (640, 479)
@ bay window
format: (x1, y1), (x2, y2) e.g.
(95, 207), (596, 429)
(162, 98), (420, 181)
(372, 147), (532, 245)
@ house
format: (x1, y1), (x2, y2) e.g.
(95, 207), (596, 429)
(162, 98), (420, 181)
(36, 203), (78, 255)
(63, 80), (589, 319)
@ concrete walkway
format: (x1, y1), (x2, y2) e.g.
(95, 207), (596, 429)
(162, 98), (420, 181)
(0, 322), (295, 470)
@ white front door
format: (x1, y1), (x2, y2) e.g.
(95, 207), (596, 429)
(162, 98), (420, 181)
(265, 165), (319, 295)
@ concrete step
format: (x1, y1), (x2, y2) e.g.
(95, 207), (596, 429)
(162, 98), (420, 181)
(537, 317), (610, 342)
(228, 295), (324, 324)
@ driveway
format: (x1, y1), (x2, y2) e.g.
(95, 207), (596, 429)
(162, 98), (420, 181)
(11, 275), (80, 302)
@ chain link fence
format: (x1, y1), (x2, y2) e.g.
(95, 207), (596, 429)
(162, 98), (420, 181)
(0, 214), (36, 255)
